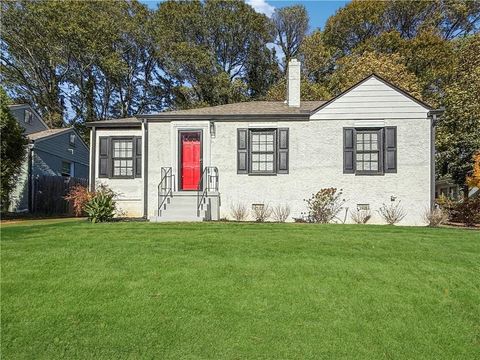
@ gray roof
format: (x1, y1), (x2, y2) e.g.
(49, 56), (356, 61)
(86, 117), (141, 127)
(27, 128), (71, 141)
(155, 101), (325, 116)
(86, 101), (326, 127)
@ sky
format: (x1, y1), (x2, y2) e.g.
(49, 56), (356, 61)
(141, 0), (350, 30)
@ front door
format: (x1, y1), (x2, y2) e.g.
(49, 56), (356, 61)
(180, 131), (201, 190)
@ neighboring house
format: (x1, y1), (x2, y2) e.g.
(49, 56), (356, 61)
(87, 60), (441, 225)
(8, 104), (89, 212)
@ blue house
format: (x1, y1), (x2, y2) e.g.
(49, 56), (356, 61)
(8, 104), (89, 212)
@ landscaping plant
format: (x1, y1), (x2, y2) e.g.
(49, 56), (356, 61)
(83, 185), (117, 223)
(378, 201), (407, 225)
(252, 204), (272, 222)
(64, 184), (93, 216)
(423, 207), (449, 227)
(272, 204), (291, 222)
(350, 208), (371, 224)
(305, 188), (345, 223)
(230, 202), (248, 221)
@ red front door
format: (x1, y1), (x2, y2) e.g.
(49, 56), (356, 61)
(180, 132), (201, 190)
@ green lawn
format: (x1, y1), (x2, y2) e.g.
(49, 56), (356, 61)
(1, 220), (479, 359)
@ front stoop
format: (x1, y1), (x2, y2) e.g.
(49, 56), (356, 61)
(150, 191), (220, 222)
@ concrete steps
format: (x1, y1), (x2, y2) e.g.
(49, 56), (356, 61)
(150, 192), (211, 222)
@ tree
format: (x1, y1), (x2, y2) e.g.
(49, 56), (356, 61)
(436, 35), (480, 195)
(266, 78), (331, 101)
(299, 30), (335, 84)
(1, 0), (70, 127)
(272, 5), (309, 68)
(0, 88), (28, 211)
(328, 51), (422, 98)
(153, 0), (274, 108)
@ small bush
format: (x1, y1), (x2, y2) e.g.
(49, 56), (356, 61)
(272, 204), (291, 222)
(84, 185), (117, 223)
(64, 184), (93, 216)
(305, 188), (345, 223)
(230, 202), (248, 221)
(252, 204), (272, 222)
(378, 201), (407, 225)
(423, 207), (449, 227)
(350, 208), (371, 224)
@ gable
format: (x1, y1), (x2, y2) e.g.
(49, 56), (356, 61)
(34, 129), (89, 166)
(9, 104), (49, 134)
(310, 76), (430, 120)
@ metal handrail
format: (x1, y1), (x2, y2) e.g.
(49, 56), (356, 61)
(197, 166), (219, 217)
(158, 167), (174, 216)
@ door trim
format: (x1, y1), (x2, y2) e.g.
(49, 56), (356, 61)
(178, 130), (203, 191)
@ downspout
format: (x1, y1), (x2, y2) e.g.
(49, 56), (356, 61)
(142, 119), (149, 219)
(89, 126), (96, 192)
(28, 143), (34, 213)
(428, 108), (445, 209)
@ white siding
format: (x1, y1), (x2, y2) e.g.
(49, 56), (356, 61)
(95, 128), (143, 217)
(310, 77), (428, 120)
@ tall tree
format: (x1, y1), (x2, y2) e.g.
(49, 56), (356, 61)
(0, 87), (28, 211)
(153, 0), (274, 108)
(272, 5), (309, 68)
(328, 51), (422, 98)
(436, 35), (480, 193)
(1, 0), (71, 127)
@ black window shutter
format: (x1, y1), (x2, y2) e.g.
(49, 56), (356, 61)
(384, 127), (397, 173)
(343, 128), (355, 173)
(237, 128), (248, 174)
(277, 128), (289, 174)
(98, 137), (110, 178)
(134, 137), (142, 177)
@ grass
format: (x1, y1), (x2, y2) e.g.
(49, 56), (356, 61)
(1, 220), (479, 359)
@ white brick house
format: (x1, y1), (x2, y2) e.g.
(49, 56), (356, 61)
(87, 60), (440, 225)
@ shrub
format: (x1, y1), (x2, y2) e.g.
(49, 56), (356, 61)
(378, 201), (407, 225)
(252, 204), (272, 222)
(64, 184), (93, 216)
(230, 202), (248, 221)
(454, 198), (480, 226)
(84, 185), (117, 223)
(423, 207), (449, 227)
(305, 188), (345, 223)
(272, 204), (291, 222)
(350, 208), (371, 224)
(438, 195), (480, 226)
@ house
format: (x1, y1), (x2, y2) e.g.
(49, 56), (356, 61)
(8, 104), (89, 212)
(86, 59), (440, 225)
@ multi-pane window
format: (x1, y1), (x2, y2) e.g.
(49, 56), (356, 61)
(61, 161), (72, 177)
(112, 139), (133, 177)
(356, 131), (381, 173)
(250, 130), (275, 174)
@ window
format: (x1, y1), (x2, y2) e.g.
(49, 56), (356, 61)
(356, 130), (381, 173)
(343, 127), (397, 175)
(69, 133), (76, 147)
(112, 139), (134, 177)
(25, 109), (33, 124)
(250, 130), (276, 174)
(237, 128), (289, 175)
(98, 136), (141, 179)
(61, 161), (73, 177)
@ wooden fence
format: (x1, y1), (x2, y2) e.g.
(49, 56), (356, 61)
(32, 175), (88, 215)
